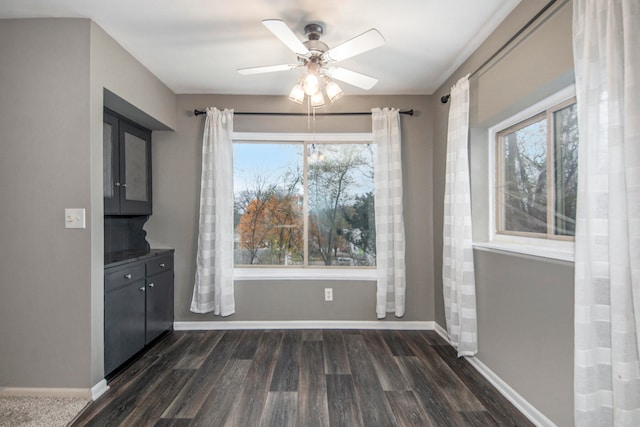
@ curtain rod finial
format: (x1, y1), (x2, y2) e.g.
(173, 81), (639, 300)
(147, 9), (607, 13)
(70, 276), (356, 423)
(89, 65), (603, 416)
(440, 94), (450, 104)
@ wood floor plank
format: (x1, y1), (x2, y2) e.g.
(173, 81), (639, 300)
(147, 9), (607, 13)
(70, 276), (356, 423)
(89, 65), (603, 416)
(223, 331), (284, 427)
(344, 333), (397, 427)
(385, 390), (436, 427)
(361, 330), (411, 391)
(323, 330), (351, 374)
(259, 392), (298, 427)
(161, 330), (245, 419)
(326, 374), (364, 427)
(459, 410), (502, 427)
(402, 331), (486, 412)
(418, 329), (450, 346)
(172, 331), (222, 370)
(302, 330), (323, 341)
(431, 344), (535, 426)
(231, 329), (262, 360)
(383, 330), (417, 356)
(153, 419), (191, 427)
(396, 356), (467, 427)
(297, 341), (330, 427)
(270, 331), (302, 392)
(72, 334), (189, 426)
(74, 363), (176, 426)
(119, 369), (194, 427)
(189, 359), (252, 427)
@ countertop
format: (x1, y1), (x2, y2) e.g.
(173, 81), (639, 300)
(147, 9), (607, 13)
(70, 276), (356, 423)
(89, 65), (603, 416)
(105, 248), (174, 268)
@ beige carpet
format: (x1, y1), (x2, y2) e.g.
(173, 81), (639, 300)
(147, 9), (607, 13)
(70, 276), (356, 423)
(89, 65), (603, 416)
(0, 396), (89, 427)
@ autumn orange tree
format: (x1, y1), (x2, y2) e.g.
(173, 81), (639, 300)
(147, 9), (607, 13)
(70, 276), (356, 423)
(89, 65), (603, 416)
(235, 170), (303, 265)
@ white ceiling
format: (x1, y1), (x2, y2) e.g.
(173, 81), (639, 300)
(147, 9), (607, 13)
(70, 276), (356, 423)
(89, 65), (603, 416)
(0, 0), (521, 96)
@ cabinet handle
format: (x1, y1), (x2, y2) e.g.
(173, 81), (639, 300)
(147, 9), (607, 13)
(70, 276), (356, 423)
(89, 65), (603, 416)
(124, 273), (132, 279)
(114, 182), (121, 187)
(139, 286), (146, 292)
(160, 263), (166, 268)
(121, 183), (127, 188)
(148, 283), (155, 288)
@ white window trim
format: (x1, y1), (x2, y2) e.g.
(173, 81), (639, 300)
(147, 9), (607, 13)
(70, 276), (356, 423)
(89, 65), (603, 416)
(484, 85), (576, 262)
(232, 132), (377, 281)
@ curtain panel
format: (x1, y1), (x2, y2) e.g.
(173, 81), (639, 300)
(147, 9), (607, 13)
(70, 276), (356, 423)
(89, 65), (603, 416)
(190, 107), (236, 316)
(372, 108), (406, 318)
(573, 0), (640, 424)
(442, 75), (478, 357)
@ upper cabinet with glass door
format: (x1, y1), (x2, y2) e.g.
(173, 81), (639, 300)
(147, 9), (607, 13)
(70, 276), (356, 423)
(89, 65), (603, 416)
(103, 109), (152, 215)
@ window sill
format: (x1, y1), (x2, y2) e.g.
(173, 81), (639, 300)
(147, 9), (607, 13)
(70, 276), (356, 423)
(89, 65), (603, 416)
(233, 268), (377, 281)
(473, 240), (574, 262)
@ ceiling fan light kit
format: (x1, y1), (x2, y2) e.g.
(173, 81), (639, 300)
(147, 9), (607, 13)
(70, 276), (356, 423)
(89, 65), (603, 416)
(238, 19), (385, 108)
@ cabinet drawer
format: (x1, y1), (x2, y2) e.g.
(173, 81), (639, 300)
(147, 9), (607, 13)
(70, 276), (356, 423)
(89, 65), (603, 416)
(105, 263), (145, 292)
(146, 255), (173, 276)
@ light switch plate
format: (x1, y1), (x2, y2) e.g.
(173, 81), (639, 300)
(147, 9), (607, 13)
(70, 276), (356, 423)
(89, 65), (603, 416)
(65, 208), (86, 229)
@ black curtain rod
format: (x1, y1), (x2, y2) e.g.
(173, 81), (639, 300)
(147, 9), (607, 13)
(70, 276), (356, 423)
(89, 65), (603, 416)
(193, 109), (414, 117)
(440, 0), (558, 104)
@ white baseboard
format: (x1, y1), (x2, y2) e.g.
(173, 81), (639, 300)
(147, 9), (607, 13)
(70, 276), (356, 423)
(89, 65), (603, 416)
(432, 322), (554, 427)
(91, 379), (109, 400)
(434, 322), (449, 341)
(0, 380), (109, 401)
(174, 320), (435, 331)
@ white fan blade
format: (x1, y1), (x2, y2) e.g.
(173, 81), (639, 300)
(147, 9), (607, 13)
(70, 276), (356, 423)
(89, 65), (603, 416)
(326, 67), (378, 90)
(262, 19), (310, 57)
(322, 29), (385, 62)
(238, 64), (299, 75)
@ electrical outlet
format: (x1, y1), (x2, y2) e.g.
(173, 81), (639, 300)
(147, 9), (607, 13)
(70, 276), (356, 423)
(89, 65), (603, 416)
(324, 288), (333, 301)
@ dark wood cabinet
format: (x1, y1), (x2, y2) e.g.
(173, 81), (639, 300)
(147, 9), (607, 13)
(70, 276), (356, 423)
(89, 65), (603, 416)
(103, 109), (152, 216)
(104, 250), (174, 377)
(145, 254), (174, 343)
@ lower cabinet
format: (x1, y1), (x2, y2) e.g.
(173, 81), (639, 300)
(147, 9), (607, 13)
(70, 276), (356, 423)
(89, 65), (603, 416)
(145, 255), (174, 343)
(104, 250), (174, 376)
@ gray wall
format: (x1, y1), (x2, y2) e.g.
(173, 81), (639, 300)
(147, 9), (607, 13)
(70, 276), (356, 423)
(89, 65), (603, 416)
(145, 94), (434, 323)
(0, 18), (176, 390)
(0, 18), (93, 389)
(432, 1), (575, 425)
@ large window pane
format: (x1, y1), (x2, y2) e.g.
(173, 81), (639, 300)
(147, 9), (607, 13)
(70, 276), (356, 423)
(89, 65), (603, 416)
(553, 103), (579, 236)
(233, 143), (304, 265)
(500, 118), (548, 234)
(233, 140), (376, 268)
(308, 144), (376, 266)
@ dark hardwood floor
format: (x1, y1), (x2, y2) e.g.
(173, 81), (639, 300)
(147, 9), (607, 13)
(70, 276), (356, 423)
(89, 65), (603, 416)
(71, 329), (533, 426)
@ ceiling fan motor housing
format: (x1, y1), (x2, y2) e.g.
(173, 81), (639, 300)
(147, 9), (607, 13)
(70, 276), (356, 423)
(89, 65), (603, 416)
(301, 23), (329, 65)
(304, 23), (323, 40)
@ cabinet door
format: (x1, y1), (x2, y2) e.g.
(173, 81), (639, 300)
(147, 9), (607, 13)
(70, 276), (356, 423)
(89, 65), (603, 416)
(103, 111), (120, 215)
(146, 269), (174, 344)
(119, 121), (152, 215)
(104, 280), (146, 375)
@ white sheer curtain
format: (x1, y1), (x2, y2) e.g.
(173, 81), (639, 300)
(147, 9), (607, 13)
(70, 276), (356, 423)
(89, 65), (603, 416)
(573, 0), (640, 425)
(190, 107), (235, 316)
(442, 75), (477, 357)
(372, 108), (406, 318)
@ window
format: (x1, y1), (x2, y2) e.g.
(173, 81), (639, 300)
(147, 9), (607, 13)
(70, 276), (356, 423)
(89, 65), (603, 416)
(495, 96), (578, 240)
(233, 134), (375, 269)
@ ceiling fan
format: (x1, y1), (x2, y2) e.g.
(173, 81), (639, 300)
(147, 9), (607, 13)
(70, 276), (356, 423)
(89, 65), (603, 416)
(238, 19), (385, 106)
